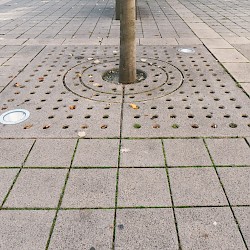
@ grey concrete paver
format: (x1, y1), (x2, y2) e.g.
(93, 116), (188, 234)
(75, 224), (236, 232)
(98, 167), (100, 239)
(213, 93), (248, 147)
(118, 168), (171, 207)
(115, 208), (178, 249)
(222, 62), (250, 82)
(217, 167), (250, 205)
(49, 209), (114, 250)
(233, 207), (250, 248)
(25, 139), (76, 167)
(0, 139), (34, 167)
(61, 169), (116, 208)
(175, 207), (246, 250)
(206, 138), (250, 166)
(0, 169), (19, 205)
(0, 210), (54, 250)
(169, 168), (228, 206)
(164, 139), (212, 167)
(120, 139), (165, 167)
(4, 169), (67, 208)
(73, 139), (119, 167)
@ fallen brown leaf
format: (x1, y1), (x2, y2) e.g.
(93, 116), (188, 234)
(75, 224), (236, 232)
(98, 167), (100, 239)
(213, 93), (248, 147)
(24, 124), (33, 129)
(129, 103), (139, 110)
(14, 82), (21, 87)
(69, 105), (76, 110)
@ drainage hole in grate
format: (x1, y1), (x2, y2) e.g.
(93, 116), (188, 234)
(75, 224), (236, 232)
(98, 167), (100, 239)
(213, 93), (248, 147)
(153, 124), (160, 129)
(191, 124), (199, 129)
(85, 115), (91, 119)
(62, 125), (69, 129)
(134, 115), (140, 119)
(67, 115), (73, 119)
(172, 124), (179, 129)
(229, 123), (237, 128)
(103, 115), (109, 119)
(81, 124), (88, 129)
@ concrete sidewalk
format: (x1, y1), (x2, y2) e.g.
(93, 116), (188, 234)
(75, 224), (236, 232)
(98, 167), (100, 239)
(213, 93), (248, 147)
(0, 0), (249, 249)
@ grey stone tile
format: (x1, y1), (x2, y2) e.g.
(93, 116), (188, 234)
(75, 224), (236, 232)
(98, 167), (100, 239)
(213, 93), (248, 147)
(205, 138), (250, 166)
(118, 168), (171, 207)
(164, 139), (212, 166)
(0, 210), (54, 250)
(4, 169), (67, 208)
(73, 139), (119, 167)
(233, 207), (250, 248)
(61, 169), (116, 208)
(0, 169), (19, 205)
(25, 139), (76, 167)
(0, 139), (34, 167)
(240, 82), (250, 95)
(176, 207), (246, 250)
(120, 139), (165, 167)
(217, 167), (250, 205)
(169, 168), (227, 206)
(115, 208), (178, 249)
(222, 62), (250, 82)
(49, 210), (114, 249)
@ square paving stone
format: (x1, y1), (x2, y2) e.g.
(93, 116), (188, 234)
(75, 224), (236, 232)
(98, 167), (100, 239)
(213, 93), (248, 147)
(73, 139), (119, 167)
(233, 207), (250, 248)
(169, 168), (228, 206)
(205, 138), (250, 166)
(61, 169), (117, 208)
(223, 62), (250, 82)
(0, 139), (34, 167)
(175, 207), (246, 250)
(49, 209), (114, 249)
(115, 208), (178, 249)
(4, 169), (67, 208)
(217, 167), (250, 205)
(120, 139), (165, 167)
(25, 139), (76, 167)
(163, 139), (212, 167)
(0, 169), (19, 205)
(0, 210), (54, 250)
(118, 168), (171, 207)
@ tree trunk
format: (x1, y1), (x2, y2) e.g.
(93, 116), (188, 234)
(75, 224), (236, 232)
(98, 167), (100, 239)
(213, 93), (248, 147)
(119, 0), (136, 84)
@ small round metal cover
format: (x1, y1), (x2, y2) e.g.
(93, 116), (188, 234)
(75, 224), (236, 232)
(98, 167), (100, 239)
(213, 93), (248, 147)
(178, 48), (196, 54)
(0, 109), (30, 125)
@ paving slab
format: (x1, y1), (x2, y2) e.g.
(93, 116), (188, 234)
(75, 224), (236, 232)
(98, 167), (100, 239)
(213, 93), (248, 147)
(49, 209), (114, 250)
(4, 169), (67, 208)
(24, 139), (76, 167)
(222, 62), (250, 83)
(175, 207), (246, 250)
(217, 167), (250, 205)
(169, 168), (228, 206)
(61, 169), (117, 208)
(210, 48), (249, 63)
(201, 38), (233, 49)
(115, 208), (178, 249)
(73, 139), (119, 167)
(118, 168), (171, 207)
(240, 83), (250, 95)
(0, 169), (19, 205)
(163, 139), (212, 166)
(205, 138), (250, 166)
(233, 207), (250, 248)
(0, 210), (54, 250)
(120, 139), (165, 167)
(234, 44), (250, 61)
(0, 139), (34, 167)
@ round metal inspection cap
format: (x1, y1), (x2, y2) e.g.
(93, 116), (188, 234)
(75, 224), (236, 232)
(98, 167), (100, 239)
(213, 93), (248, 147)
(178, 48), (196, 53)
(0, 109), (30, 125)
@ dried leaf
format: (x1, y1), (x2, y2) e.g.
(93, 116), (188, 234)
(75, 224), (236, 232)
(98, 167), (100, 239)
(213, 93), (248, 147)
(76, 73), (82, 77)
(121, 148), (131, 153)
(113, 50), (118, 55)
(78, 131), (86, 137)
(93, 83), (102, 87)
(69, 105), (76, 110)
(14, 82), (21, 87)
(94, 59), (100, 64)
(43, 125), (50, 129)
(38, 77), (44, 82)
(129, 103), (139, 110)
(24, 124), (33, 129)
(87, 57), (94, 61)
(140, 58), (147, 62)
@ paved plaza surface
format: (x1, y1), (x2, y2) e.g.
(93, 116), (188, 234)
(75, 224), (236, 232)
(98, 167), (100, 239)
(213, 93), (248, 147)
(0, 0), (250, 249)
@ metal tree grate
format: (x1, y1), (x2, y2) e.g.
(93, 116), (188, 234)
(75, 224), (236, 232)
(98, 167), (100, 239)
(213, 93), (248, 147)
(0, 45), (249, 138)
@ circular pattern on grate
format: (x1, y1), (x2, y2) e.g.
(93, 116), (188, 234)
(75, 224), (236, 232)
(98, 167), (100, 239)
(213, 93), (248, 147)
(63, 58), (184, 103)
